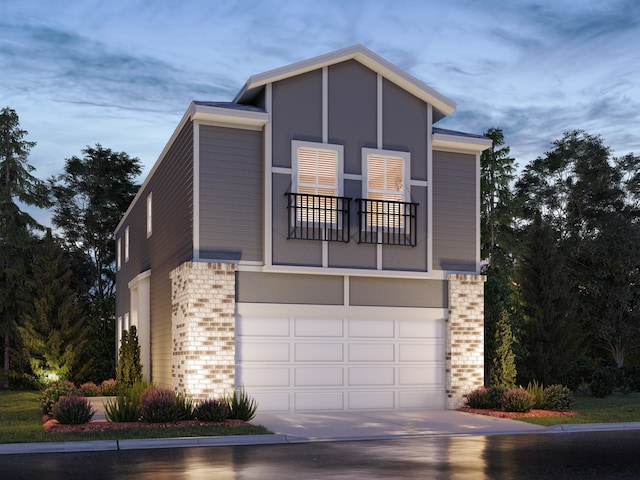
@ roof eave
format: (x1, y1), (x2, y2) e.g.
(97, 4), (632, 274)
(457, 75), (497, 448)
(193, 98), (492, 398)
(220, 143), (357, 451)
(233, 45), (456, 117)
(432, 132), (492, 153)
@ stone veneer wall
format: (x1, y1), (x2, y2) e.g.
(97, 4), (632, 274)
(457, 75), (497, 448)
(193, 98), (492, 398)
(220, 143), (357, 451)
(446, 273), (486, 409)
(170, 262), (237, 401)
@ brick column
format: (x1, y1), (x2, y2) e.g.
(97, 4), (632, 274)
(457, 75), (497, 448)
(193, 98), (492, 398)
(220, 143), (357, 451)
(170, 262), (236, 401)
(446, 273), (486, 409)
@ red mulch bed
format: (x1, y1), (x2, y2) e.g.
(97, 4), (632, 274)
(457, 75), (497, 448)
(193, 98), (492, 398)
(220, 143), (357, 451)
(457, 408), (577, 419)
(43, 416), (246, 434)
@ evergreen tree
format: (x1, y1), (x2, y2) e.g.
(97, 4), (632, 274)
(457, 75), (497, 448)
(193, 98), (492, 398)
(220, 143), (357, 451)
(18, 230), (91, 382)
(116, 325), (142, 392)
(517, 213), (582, 385)
(491, 310), (516, 388)
(0, 107), (47, 387)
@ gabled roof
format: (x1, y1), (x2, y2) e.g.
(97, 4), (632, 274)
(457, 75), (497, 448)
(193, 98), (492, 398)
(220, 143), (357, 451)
(233, 45), (456, 120)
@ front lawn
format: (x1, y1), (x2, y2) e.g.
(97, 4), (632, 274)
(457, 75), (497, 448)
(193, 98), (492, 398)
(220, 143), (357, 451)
(0, 390), (270, 444)
(519, 393), (640, 427)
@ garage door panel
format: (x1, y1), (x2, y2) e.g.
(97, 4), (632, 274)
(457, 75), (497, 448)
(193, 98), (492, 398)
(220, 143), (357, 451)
(241, 367), (290, 387)
(238, 342), (290, 362)
(295, 318), (343, 337)
(295, 367), (344, 386)
(295, 392), (344, 411)
(399, 343), (444, 362)
(349, 343), (394, 362)
(349, 391), (395, 409)
(238, 317), (289, 336)
(399, 319), (443, 338)
(349, 367), (394, 386)
(348, 319), (394, 338)
(399, 366), (445, 386)
(295, 343), (343, 361)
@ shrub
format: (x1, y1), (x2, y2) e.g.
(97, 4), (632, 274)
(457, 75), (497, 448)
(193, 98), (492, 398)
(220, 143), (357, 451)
(465, 387), (490, 409)
(621, 366), (640, 394)
(128, 378), (152, 407)
(51, 395), (95, 424)
(486, 385), (508, 409)
(502, 388), (535, 413)
(104, 395), (141, 422)
(590, 367), (617, 398)
(223, 387), (258, 421)
(79, 381), (101, 397)
(526, 380), (545, 409)
(140, 388), (181, 423)
(194, 398), (230, 422)
(543, 384), (573, 411)
(100, 379), (118, 396)
(563, 358), (594, 392)
(40, 380), (78, 415)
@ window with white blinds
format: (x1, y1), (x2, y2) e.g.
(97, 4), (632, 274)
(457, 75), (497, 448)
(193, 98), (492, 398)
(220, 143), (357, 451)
(362, 148), (410, 228)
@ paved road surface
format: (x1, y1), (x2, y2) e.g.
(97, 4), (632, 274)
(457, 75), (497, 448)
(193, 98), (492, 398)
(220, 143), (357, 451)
(3, 430), (640, 479)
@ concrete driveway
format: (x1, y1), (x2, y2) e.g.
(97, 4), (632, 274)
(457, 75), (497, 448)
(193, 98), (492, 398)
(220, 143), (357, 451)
(252, 409), (545, 442)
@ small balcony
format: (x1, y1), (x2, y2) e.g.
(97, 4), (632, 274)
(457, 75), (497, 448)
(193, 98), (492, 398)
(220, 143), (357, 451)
(356, 198), (418, 246)
(286, 193), (351, 242)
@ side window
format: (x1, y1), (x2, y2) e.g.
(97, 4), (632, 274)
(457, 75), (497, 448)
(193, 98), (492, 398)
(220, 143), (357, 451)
(146, 193), (152, 238)
(116, 237), (122, 271)
(124, 226), (130, 262)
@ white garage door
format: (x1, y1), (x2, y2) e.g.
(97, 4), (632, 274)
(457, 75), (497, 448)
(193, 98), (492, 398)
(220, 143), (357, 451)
(236, 304), (446, 412)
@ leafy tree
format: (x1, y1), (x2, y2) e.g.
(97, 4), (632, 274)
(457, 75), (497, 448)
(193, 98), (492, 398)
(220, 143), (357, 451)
(116, 325), (142, 392)
(50, 144), (141, 380)
(515, 131), (640, 367)
(0, 107), (47, 387)
(17, 230), (91, 382)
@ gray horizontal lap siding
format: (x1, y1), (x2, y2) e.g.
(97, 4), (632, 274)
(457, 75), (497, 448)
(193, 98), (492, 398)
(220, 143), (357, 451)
(199, 125), (263, 262)
(116, 120), (194, 388)
(432, 150), (477, 271)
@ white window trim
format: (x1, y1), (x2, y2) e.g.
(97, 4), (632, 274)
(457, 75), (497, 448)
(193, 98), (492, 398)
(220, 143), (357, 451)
(146, 193), (152, 238)
(361, 147), (411, 201)
(291, 140), (344, 196)
(124, 226), (130, 262)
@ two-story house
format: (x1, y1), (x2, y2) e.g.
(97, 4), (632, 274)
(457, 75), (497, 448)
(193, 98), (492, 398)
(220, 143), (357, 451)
(115, 45), (490, 412)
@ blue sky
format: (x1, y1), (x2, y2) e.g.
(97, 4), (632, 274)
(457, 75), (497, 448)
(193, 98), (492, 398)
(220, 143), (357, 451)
(2, 0), (639, 226)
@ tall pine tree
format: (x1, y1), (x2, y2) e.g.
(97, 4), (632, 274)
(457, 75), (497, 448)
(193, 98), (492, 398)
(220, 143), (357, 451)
(0, 107), (47, 387)
(18, 230), (91, 382)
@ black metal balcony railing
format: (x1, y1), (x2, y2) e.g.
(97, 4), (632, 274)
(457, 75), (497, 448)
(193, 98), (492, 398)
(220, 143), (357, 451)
(356, 198), (418, 246)
(286, 193), (351, 242)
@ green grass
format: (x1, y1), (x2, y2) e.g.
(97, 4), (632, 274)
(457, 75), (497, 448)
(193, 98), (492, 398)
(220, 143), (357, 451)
(520, 392), (640, 426)
(0, 390), (271, 444)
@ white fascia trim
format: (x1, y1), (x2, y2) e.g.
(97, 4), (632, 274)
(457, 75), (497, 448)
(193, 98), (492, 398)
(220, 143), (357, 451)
(476, 152), (482, 272)
(427, 105), (433, 273)
(193, 121), (200, 261)
(237, 263), (466, 281)
(234, 45), (456, 117)
(190, 104), (269, 129)
(128, 269), (151, 290)
(264, 84), (274, 267)
(432, 132), (492, 153)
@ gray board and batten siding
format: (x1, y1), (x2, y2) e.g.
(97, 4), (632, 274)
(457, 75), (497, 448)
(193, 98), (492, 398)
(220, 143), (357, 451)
(271, 59), (430, 271)
(116, 120), (194, 387)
